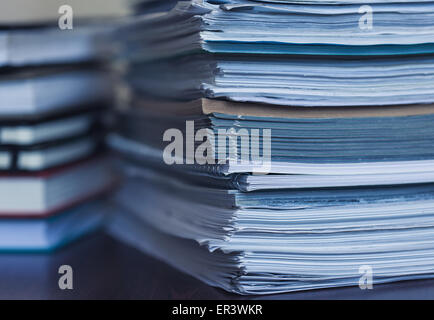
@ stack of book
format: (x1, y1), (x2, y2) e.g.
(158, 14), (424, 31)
(0, 0), (132, 251)
(109, 0), (434, 294)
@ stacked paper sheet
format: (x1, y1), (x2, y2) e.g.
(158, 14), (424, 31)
(0, 1), (128, 250)
(108, 0), (434, 294)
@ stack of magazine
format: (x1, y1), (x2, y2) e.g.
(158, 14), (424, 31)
(0, 0), (131, 251)
(109, 0), (434, 294)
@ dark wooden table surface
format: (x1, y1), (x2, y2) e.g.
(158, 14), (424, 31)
(1, 231), (434, 299)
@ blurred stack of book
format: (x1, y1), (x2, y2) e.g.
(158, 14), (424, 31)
(108, 0), (434, 294)
(0, 0), (133, 251)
